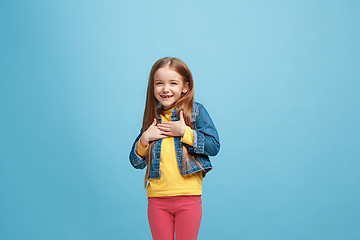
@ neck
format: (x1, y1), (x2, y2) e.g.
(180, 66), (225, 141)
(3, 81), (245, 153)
(162, 106), (174, 112)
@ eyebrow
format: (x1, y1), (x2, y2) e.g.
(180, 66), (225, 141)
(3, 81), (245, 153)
(154, 79), (180, 82)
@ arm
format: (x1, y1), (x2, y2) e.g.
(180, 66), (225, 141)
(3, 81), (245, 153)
(129, 128), (148, 169)
(181, 126), (194, 146)
(129, 118), (168, 169)
(188, 104), (220, 156)
(137, 136), (149, 157)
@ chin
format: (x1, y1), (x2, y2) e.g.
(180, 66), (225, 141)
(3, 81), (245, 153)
(163, 102), (175, 108)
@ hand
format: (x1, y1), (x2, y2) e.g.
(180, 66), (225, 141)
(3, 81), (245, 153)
(140, 118), (167, 147)
(157, 110), (187, 137)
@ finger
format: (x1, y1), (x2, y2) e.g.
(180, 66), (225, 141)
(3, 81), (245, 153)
(158, 123), (172, 129)
(157, 129), (170, 135)
(158, 132), (170, 138)
(157, 128), (170, 135)
(161, 133), (172, 138)
(159, 122), (173, 126)
(157, 125), (171, 131)
(154, 135), (167, 140)
(179, 110), (184, 121)
(152, 118), (157, 126)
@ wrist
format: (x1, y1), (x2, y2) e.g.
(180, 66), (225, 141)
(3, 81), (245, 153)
(181, 125), (187, 137)
(140, 134), (149, 148)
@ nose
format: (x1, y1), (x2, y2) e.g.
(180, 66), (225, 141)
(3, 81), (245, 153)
(163, 84), (170, 92)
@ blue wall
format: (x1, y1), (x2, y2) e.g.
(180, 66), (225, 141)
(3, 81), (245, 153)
(1, 0), (359, 239)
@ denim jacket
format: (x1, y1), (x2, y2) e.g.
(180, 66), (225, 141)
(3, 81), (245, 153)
(129, 102), (220, 179)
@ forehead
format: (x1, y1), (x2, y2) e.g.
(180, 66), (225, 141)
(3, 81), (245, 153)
(154, 67), (183, 81)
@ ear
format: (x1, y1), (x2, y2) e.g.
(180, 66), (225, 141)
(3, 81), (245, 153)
(182, 82), (189, 94)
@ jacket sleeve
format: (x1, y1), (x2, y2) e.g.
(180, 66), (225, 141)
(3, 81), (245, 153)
(188, 104), (220, 156)
(129, 128), (148, 169)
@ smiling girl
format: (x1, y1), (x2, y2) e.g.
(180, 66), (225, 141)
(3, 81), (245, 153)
(129, 57), (220, 240)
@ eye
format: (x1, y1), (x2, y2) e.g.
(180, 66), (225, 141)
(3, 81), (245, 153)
(155, 82), (162, 85)
(171, 82), (178, 85)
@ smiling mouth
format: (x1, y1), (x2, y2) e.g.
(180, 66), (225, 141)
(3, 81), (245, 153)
(160, 95), (173, 99)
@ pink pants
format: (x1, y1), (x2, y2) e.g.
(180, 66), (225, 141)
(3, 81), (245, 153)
(147, 195), (202, 240)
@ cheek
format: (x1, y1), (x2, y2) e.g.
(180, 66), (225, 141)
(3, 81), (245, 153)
(176, 87), (184, 94)
(153, 87), (160, 94)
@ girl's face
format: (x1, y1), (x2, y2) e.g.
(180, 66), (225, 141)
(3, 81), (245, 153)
(153, 67), (189, 110)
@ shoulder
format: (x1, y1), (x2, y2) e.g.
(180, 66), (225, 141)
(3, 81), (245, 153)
(192, 101), (202, 113)
(192, 101), (202, 110)
(192, 101), (206, 122)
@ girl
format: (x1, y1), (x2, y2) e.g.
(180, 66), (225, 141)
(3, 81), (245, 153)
(129, 57), (220, 240)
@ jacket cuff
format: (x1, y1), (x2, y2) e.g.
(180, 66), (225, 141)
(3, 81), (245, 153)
(137, 138), (149, 157)
(189, 130), (205, 154)
(181, 126), (194, 146)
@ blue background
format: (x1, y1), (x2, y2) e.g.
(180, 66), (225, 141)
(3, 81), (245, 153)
(1, 0), (359, 239)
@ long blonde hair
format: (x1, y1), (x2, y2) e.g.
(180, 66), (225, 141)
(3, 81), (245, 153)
(142, 57), (201, 187)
